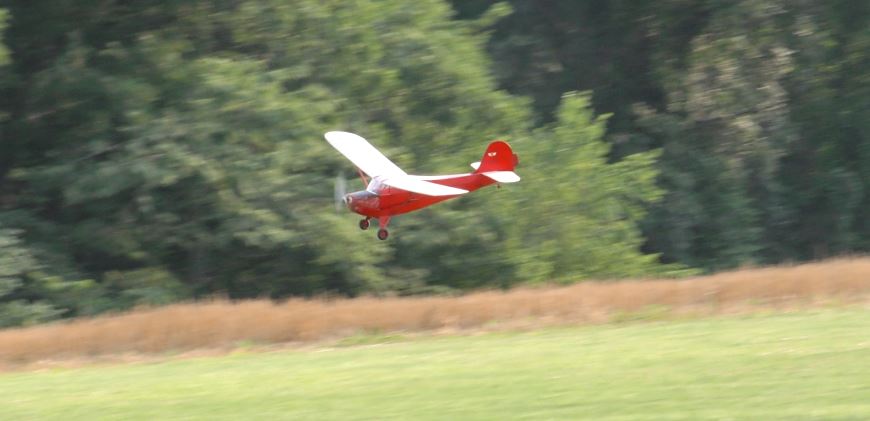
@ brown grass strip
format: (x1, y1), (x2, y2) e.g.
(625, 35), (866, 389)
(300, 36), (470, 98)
(2, 257), (870, 367)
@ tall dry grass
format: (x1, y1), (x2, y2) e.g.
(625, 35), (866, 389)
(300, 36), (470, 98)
(2, 258), (870, 367)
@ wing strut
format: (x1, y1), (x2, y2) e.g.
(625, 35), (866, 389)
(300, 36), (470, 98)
(355, 167), (369, 188)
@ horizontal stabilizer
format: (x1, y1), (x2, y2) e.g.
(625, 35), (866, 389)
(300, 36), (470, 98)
(470, 161), (481, 170)
(384, 176), (468, 196)
(481, 171), (521, 183)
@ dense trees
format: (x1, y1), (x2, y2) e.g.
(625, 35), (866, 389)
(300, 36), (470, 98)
(0, 0), (672, 324)
(454, 0), (868, 269)
(0, 1), (865, 326)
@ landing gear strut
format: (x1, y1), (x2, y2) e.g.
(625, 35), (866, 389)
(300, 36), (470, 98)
(359, 218), (370, 230)
(377, 216), (391, 240)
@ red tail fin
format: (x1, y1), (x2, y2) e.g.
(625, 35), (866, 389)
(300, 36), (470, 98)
(474, 141), (518, 173)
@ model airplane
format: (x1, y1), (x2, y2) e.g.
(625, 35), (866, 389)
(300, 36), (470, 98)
(325, 131), (520, 240)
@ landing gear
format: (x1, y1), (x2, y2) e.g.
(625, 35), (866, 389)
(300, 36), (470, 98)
(359, 218), (370, 230)
(377, 216), (391, 240)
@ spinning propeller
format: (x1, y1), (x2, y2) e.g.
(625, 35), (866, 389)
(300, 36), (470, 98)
(334, 171), (347, 212)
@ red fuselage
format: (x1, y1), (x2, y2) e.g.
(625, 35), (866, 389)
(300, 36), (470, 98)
(345, 173), (496, 218)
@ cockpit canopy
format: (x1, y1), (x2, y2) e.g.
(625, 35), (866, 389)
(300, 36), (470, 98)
(366, 176), (385, 193)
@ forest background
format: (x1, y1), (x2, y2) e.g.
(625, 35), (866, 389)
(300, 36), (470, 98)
(0, 0), (866, 327)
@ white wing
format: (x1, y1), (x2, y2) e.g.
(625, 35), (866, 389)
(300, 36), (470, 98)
(325, 131), (467, 196)
(324, 131), (406, 178)
(384, 176), (468, 196)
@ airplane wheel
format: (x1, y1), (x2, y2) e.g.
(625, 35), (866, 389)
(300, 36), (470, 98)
(377, 229), (389, 240)
(359, 219), (370, 230)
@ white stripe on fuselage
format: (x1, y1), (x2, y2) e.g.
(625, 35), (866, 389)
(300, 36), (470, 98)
(412, 174), (473, 181)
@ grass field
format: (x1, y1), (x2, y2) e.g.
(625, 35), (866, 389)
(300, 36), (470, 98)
(3, 258), (870, 366)
(2, 308), (869, 420)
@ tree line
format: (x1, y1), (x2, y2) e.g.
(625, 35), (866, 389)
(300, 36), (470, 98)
(0, 1), (866, 327)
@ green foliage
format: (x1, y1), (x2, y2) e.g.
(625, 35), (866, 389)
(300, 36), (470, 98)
(0, 9), (9, 66)
(635, 1), (868, 268)
(782, 3), (870, 256)
(0, 8), (10, 126)
(640, 2), (798, 269)
(459, 0), (868, 270)
(103, 268), (188, 308)
(497, 93), (693, 281)
(0, 228), (64, 327)
(1, 0), (864, 326)
(0, 0), (540, 321)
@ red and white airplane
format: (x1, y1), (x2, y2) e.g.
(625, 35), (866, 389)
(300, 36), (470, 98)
(325, 131), (520, 240)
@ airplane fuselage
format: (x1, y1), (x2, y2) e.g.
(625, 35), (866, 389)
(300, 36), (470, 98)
(345, 173), (496, 218)
(325, 131), (518, 239)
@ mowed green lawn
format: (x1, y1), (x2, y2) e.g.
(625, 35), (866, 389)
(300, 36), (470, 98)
(2, 309), (869, 420)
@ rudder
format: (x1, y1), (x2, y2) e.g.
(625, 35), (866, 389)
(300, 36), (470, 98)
(472, 141), (520, 183)
(474, 141), (518, 173)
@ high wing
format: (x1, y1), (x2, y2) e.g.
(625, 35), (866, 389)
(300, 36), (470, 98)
(325, 131), (467, 197)
(324, 131), (406, 178)
(385, 176), (468, 196)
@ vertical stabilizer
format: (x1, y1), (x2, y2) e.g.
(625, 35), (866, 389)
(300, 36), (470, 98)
(475, 141), (518, 172)
(474, 141), (520, 182)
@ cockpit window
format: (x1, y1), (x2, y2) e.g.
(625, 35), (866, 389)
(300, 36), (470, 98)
(366, 177), (384, 193)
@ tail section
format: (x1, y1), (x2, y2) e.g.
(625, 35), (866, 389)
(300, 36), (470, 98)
(472, 140), (520, 183)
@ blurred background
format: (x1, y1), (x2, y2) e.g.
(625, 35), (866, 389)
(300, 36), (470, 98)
(0, 0), (866, 328)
